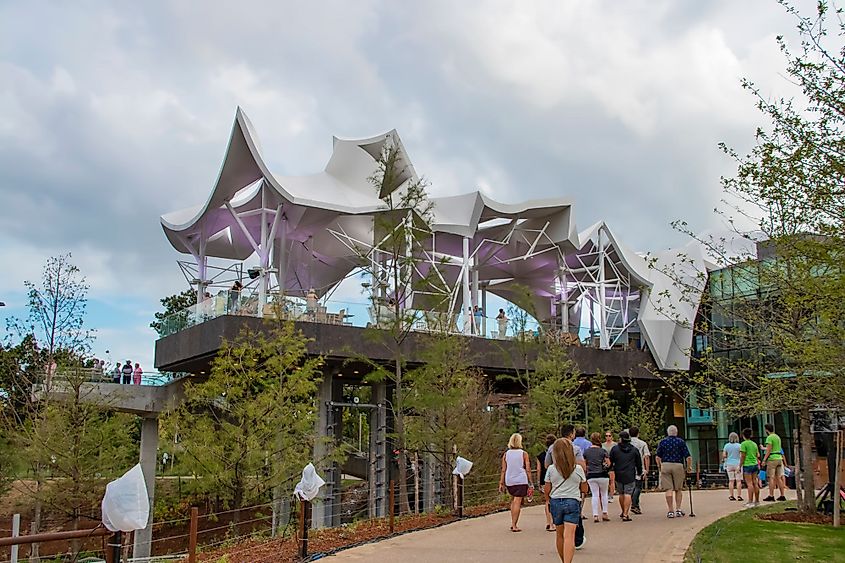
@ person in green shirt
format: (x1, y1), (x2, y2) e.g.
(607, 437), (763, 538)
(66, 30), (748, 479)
(762, 423), (787, 501)
(739, 427), (760, 507)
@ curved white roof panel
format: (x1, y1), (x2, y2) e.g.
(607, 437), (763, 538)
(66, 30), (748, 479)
(161, 108), (709, 372)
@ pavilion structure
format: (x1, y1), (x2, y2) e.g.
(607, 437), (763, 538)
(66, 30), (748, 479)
(161, 108), (710, 372)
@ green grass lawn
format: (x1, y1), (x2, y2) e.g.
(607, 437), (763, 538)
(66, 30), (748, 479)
(685, 503), (845, 562)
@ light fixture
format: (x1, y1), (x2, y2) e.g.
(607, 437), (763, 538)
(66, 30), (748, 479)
(353, 370), (359, 374)
(247, 267), (261, 279)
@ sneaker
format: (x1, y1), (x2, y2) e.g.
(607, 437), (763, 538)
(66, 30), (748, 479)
(608, 496), (614, 503)
(575, 534), (586, 550)
(744, 502), (755, 508)
(777, 496), (787, 501)
(631, 507), (642, 515)
(763, 496), (776, 502)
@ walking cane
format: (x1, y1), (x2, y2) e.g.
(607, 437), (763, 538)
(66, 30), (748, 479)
(687, 470), (696, 517)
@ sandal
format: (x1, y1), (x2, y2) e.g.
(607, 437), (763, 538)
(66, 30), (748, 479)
(545, 524), (553, 531)
(728, 496), (736, 501)
(594, 517), (600, 523)
(622, 515), (632, 522)
(737, 496), (743, 501)
(510, 526), (522, 532)
(675, 510), (685, 517)
(667, 511), (675, 518)
(602, 514), (610, 522)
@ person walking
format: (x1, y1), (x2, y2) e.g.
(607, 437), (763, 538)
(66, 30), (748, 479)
(499, 433), (532, 532)
(132, 362), (143, 385)
(739, 427), (761, 507)
(573, 427), (592, 454)
(537, 434), (557, 531)
(609, 431), (642, 521)
(655, 425), (692, 518)
(544, 438), (587, 563)
(496, 308), (508, 339)
(121, 360), (133, 384)
(628, 426), (650, 514)
(545, 424), (586, 550)
(722, 432), (743, 501)
(583, 432), (610, 523)
(762, 423), (787, 501)
(602, 431), (617, 502)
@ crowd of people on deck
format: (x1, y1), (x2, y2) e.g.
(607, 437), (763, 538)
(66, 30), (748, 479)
(88, 358), (146, 385)
(498, 422), (769, 563)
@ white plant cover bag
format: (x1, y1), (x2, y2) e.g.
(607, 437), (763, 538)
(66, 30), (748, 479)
(452, 456), (473, 479)
(101, 464), (150, 532)
(294, 463), (326, 501)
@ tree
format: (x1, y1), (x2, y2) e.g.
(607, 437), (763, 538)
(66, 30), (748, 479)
(172, 319), (323, 519)
(404, 334), (505, 507)
(521, 340), (583, 450)
(582, 374), (623, 436)
(6, 253), (92, 389)
(620, 383), (666, 449)
(662, 1), (845, 513)
(354, 143), (449, 514)
(150, 289), (196, 336)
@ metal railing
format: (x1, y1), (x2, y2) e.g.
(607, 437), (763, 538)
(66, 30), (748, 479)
(44, 368), (187, 387)
(157, 290), (642, 351)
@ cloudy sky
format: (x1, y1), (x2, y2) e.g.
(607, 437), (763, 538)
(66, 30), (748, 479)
(0, 0), (802, 370)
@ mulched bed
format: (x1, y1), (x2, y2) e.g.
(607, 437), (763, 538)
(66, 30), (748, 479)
(758, 511), (834, 525)
(199, 501), (509, 563)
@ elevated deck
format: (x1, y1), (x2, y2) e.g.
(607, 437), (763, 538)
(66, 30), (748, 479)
(154, 315), (661, 381)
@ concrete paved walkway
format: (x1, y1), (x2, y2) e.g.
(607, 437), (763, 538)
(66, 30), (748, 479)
(329, 489), (774, 562)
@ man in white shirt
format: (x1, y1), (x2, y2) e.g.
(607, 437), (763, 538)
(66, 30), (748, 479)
(627, 426), (651, 515)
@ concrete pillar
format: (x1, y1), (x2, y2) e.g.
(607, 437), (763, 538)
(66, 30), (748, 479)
(421, 452), (439, 512)
(368, 382), (388, 518)
(133, 416), (159, 560)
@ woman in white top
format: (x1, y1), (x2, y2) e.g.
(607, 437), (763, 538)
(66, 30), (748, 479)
(544, 438), (587, 563)
(498, 433), (532, 532)
(722, 432), (743, 501)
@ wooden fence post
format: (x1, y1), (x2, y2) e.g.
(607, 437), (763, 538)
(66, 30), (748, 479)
(298, 499), (311, 559)
(188, 506), (198, 563)
(10, 514), (19, 563)
(457, 476), (464, 518)
(389, 480), (395, 533)
(834, 430), (842, 528)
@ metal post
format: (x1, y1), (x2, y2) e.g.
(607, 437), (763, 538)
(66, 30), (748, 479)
(793, 429), (803, 507)
(188, 507), (198, 563)
(597, 227), (609, 348)
(10, 513), (19, 563)
(413, 452), (420, 514)
(389, 479), (395, 533)
(461, 237), (471, 334)
(298, 499), (311, 559)
(455, 476), (464, 518)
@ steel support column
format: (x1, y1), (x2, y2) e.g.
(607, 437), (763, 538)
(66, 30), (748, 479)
(368, 382), (388, 518)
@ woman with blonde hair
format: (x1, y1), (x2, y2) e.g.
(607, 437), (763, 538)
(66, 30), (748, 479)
(499, 433), (532, 532)
(722, 431), (743, 501)
(544, 438), (587, 563)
